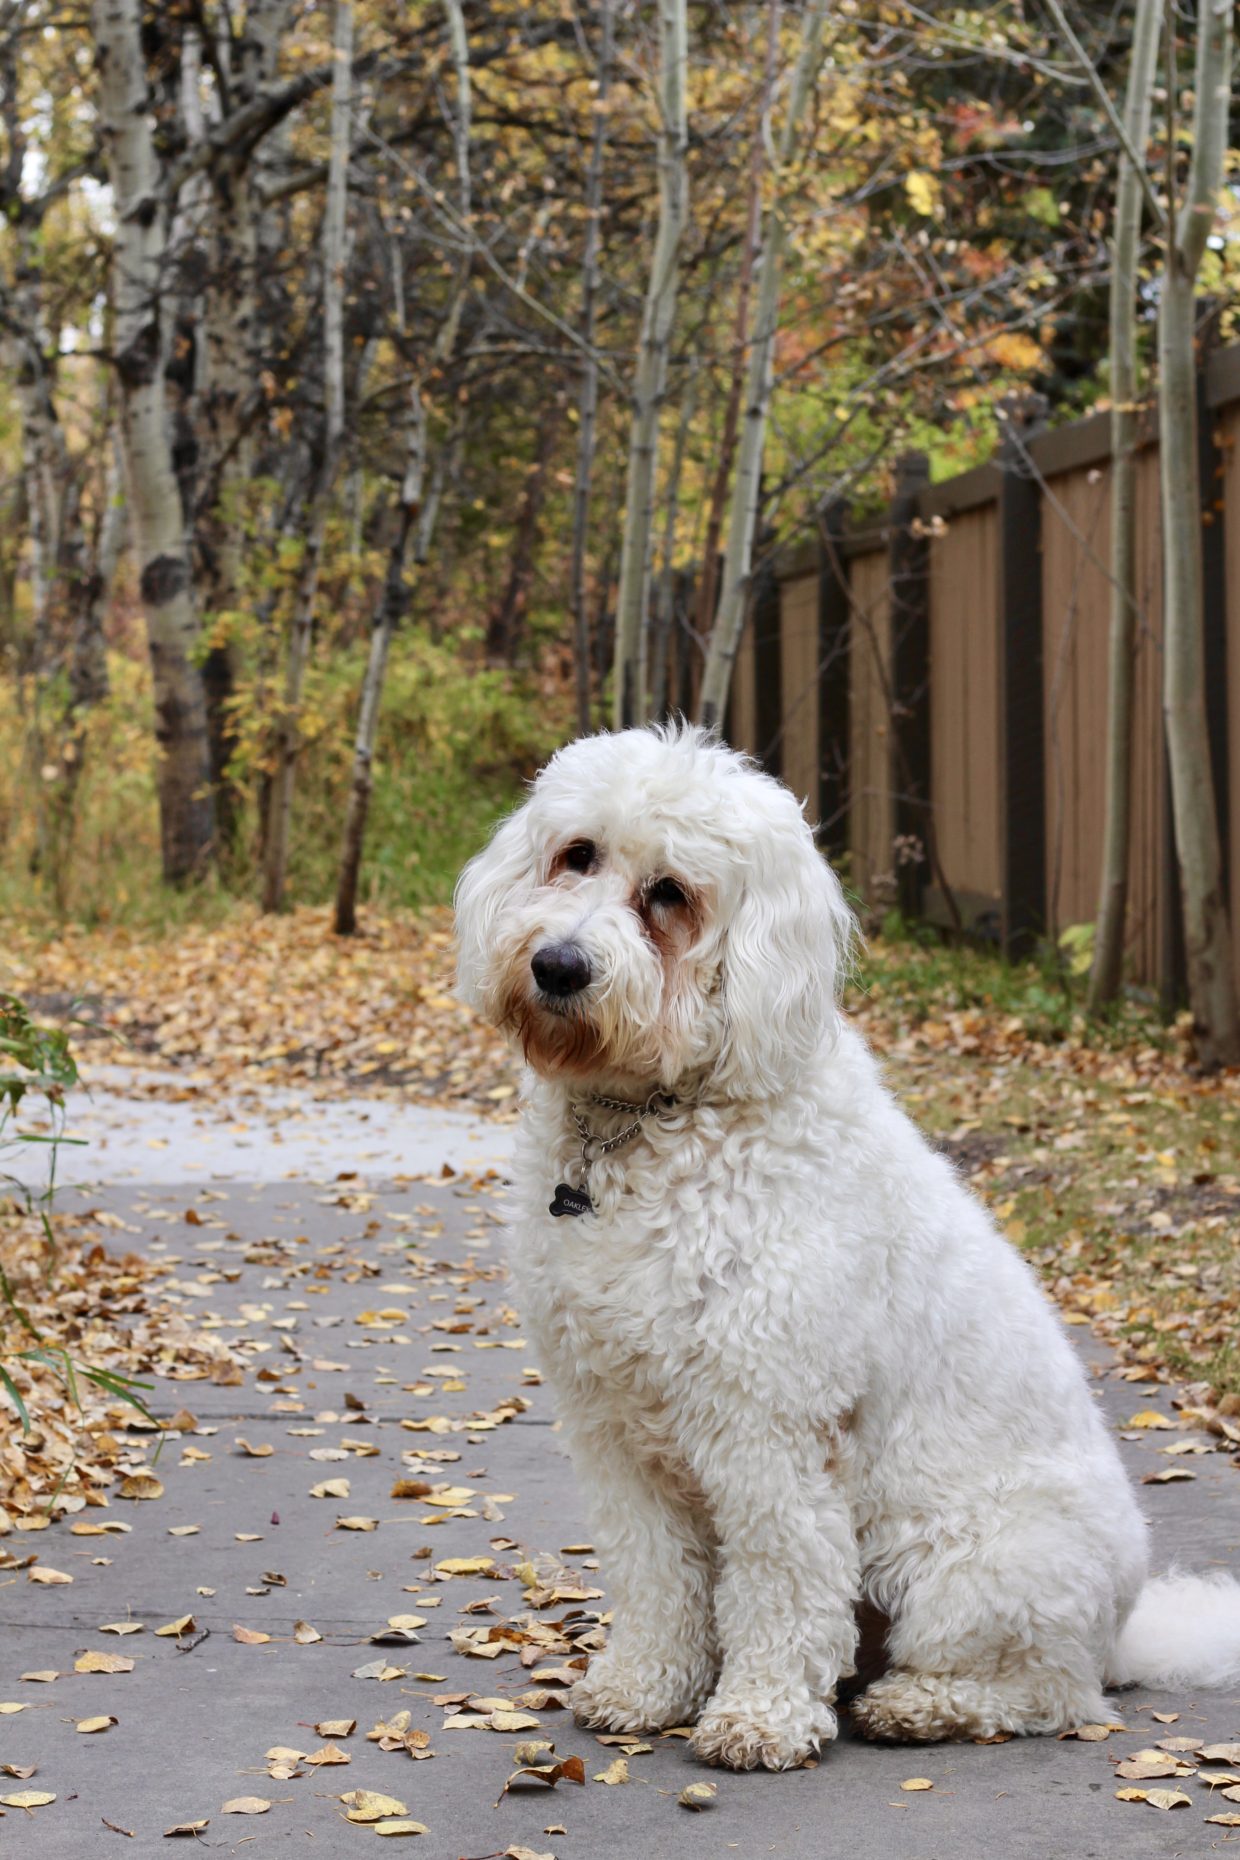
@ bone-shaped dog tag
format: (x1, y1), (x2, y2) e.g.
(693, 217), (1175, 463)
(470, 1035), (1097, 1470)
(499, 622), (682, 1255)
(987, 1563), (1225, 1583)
(549, 1181), (593, 1218)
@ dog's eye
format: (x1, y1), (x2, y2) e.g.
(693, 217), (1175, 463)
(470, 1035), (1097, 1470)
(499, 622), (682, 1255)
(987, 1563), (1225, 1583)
(562, 840), (595, 874)
(648, 876), (687, 908)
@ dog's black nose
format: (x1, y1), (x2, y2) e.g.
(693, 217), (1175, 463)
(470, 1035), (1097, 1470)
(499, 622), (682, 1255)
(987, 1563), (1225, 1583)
(531, 942), (592, 997)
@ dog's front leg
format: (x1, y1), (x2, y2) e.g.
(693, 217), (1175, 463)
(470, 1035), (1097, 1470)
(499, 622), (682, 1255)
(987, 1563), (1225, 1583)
(688, 1426), (859, 1771)
(562, 1416), (719, 1733)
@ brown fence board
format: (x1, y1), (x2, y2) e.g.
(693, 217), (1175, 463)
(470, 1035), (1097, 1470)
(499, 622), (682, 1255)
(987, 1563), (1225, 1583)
(1041, 462), (1113, 938)
(1133, 445), (1171, 990)
(928, 503), (1002, 914)
(780, 571), (820, 813)
(847, 548), (894, 902)
(1219, 402), (1240, 980)
(730, 615), (758, 761)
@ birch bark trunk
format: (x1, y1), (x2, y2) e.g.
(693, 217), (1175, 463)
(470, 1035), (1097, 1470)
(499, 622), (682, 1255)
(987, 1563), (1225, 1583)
(198, 3), (293, 847)
(1088, 0), (1161, 1010)
(611, 0), (688, 728)
(332, 392), (426, 938)
(9, 220), (69, 686)
(70, 432), (125, 713)
(93, 0), (215, 881)
(693, 0), (778, 649)
(569, 0), (614, 734)
(697, 0), (831, 732)
(332, 0), (471, 935)
(1157, 0), (1239, 1064)
(649, 361), (698, 720)
(261, 0), (353, 913)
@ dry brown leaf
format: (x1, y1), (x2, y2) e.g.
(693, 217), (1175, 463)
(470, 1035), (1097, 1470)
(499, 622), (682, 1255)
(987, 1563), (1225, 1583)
(1142, 1789), (1191, 1810)
(118, 1473), (164, 1500)
(75, 1651), (134, 1674)
(499, 1754), (586, 1799)
(1114, 1758), (1192, 1781)
(341, 1789), (409, 1822)
(593, 1757), (630, 1784)
(305, 1744), (351, 1767)
(221, 1796), (271, 1814)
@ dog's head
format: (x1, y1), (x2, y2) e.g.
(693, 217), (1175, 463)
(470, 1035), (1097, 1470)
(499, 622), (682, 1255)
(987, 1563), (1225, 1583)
(454, 723), (855, 1097)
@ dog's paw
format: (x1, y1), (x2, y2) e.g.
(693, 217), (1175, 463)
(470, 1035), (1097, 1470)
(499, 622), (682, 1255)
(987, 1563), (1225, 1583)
(569, 1657), (708, 1734)
(690, 1698), (837, 1772)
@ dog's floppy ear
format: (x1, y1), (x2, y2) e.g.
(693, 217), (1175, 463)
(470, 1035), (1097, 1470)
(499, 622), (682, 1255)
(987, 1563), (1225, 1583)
(715, 792), (855, 1096)
(453, 802), (536, 1010)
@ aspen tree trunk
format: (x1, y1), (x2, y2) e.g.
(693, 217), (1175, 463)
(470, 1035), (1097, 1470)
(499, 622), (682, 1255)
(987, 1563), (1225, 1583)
(694, 0), (778, 647)
(51, 434), (127, 903)
(2, 28), (68, 671)
(698, 0), (831, 731)
(570, 0), (614, 735)
(261, 0), (352, 913)
(611, 0), (688, 728)
(93, 0), (215, 880)
(70, 430), (124, 714)
(10, 227), (68, 676)
(649, 362), (698, 720)
(1088, 0), (1162, 1010)
(199, 7), (291, 847)
(485, 419), (556, 665)
(1158, 0), (1239, 1064)
(332, 0), (470, 935)
(332, 393), (426, 937)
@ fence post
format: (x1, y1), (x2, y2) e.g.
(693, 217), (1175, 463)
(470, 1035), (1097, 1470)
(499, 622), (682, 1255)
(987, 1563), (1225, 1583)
(816, 497), (850, 862)
(997, 398), (1047, 953)
(888, 452), (931, 917)
(1199, 342), (1231, 935)
(751, 531), (783, 781)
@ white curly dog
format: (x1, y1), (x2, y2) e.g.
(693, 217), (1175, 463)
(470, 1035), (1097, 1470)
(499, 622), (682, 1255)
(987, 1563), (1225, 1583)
(455, 723), (1240, 1771)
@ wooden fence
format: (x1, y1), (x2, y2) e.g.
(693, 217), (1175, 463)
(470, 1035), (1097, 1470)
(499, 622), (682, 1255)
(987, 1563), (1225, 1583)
(724, 345), (1240, 995)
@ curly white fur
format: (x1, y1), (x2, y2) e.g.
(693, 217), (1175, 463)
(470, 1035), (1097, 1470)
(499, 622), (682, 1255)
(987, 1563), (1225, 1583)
(454, 723), (1240, 1771)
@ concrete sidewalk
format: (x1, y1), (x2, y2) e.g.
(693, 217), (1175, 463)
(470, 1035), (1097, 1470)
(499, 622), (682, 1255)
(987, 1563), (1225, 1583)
(3, 1085), (1240, 1859)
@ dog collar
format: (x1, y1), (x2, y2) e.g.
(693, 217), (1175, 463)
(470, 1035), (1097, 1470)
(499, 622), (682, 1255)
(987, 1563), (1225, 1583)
(549, 1091), (681, 1219)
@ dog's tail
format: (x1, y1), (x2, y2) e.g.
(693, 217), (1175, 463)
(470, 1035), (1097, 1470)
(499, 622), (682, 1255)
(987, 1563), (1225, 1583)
(1107, 1572), (1240, 1690)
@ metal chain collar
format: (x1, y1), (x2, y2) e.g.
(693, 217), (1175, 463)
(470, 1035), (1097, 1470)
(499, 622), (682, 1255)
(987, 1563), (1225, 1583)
(570, 1091), (678, 1168)
(551, 1092), (684, 1219)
